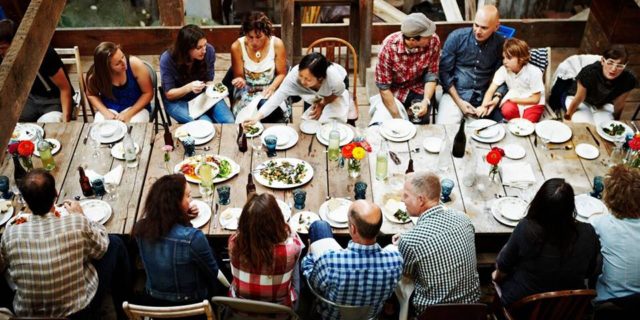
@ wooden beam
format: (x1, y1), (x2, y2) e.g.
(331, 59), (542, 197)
(442, 0), (464, 22)
(373, 0), (406, 23)
(157, 0), (184, 26)
(0, 0), (66, 163)
(465, 0), (477, 20)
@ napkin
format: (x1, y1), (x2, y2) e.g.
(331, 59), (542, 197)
(85, 165), (124, 186)
(575, 194), (603, 217)
(300, 91), (350, 124)
(368, 94), (409, 126)
(501, 163), (536, 186)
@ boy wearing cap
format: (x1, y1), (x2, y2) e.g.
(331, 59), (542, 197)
(373, 12), (440, 124)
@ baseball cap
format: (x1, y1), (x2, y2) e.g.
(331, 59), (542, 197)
(401, 13), (436, 38)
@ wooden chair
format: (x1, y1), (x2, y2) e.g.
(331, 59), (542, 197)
(54, 46), (91, 122)
(305, 37), (359, 125)
(417, 303), (489, 320)
(122, 300), (214, 320)
(494, 281), (596, 320)
(305, 277), (374, 320)
(211, 296), (299, 319)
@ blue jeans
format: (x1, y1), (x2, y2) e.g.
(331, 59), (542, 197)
(164, 97), (235, 124)
(308, 220), (334, 244)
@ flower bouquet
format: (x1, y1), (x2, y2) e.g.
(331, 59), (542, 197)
(485, 147), (505, 182)
(626, 134), (640, 168)
(341, 140), (372, 178)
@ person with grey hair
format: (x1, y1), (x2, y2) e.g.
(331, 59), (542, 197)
(302, 200), (403, 319)
(392, 171), (480, 315)
(372, 12), (441, 124)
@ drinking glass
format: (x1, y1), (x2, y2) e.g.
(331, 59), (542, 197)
(199, 181), (214, 203)
(264, 135), (278, 157)
(292, 189), (306, 210)
(410, 99), (422, 123)
(354, 181), (367, 200)
(609, 135), (626, 167)
(87, 125), (101, 159)
(216, 185), (231, 205)
(250, 136), (263, 161)
(180, 136), (196, 157)
(104, 182), (118, 201)
(440, 178), (455, 203)
(92, 178), (106, 197)
(590, 176), (604, 199)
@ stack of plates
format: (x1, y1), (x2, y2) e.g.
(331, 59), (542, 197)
(535, 120), (572, 144)
(491, 197), (528, 227)
(470, 119), (506, 143)
(91, 121), (128, 144)
(190, 200), (212, 228)
(316, 122), (354, 146)
(261, 125), (299, 150)
(319, 198), (352, 228)
(110, 141), (140, 160)
(300, 120), (321, 135)
(595, 120), (633, 143)
(574, 194), (609, 222)
(379, 119), (416, 142)
(175, 120), (216, 145)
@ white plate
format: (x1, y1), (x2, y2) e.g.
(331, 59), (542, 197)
(176, 120), (215, 139)
(595, 120), (633, 143)
(470, 119), (506, 144)
(81, 200), (112, 224)
(110, 141), (140, 160)
(0, 202), (14, 226)
(13, 123), (44, 141)
(261, 126), (299, 150)
(219, 207), (242, 230)
(175, 155), (240, 184)
(575, 143), (600, 160)
(91, 121), (128, 144)
(190, 200), (212, 228)
(503, 144), (526, 160)
(33, 139), (61, 157)
(475, 125), (501, 139)
(300, 120), (321, 135)
(381, 195), (411, 224)
(243, 122), (264, 138)
(508, 118), (535, 137)
(535, 120), (572, 144)
(316, 123), (355, 147)
(99, 122), (119, 138)
(319, 198), (352, 228)
(492, 196), (528, 222)
(205, 83), (229, 99)
(254, 158), (314, 189)
(379, 120), (417, 142)
(289, 211), (321, 234)
(575, 194), (609, 219)
(276, 199), (292, 222)
(423, 137), (442, 153)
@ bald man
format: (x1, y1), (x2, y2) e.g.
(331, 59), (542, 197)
(302, 200), (403, 320)
(437, 5), (507, 124)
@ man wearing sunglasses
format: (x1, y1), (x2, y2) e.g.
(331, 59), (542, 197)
(564, 45), (637, 124)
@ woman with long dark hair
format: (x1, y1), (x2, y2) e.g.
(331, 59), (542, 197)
(132, 174), (223, 305)
(228, 193), (303, 306)
(160, 24), (234, 124)
(492, 178), (601, 305)
(87, 42), (154, 123)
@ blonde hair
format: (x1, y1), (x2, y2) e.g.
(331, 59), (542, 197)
(603, 165), (640, 219)
(503, 38), (530, 65)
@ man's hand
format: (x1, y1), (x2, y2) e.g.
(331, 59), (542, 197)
(417, 100), (430, 117)
(231, 77), (246, 89)
(457, 100), (476, 116)
(64, 200), (83, 215)
(187, 204), (199, 219)
(392, 233), (402, 246)
(475, 105), (494, 118)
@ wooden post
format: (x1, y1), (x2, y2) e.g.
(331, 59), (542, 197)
(158, 0), (184, 26)
(0, 0), (66, 163)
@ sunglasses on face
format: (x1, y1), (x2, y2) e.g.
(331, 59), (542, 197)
(604, 59), (626, 70)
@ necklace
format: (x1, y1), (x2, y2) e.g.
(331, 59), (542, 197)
(255, 50), (261, 59)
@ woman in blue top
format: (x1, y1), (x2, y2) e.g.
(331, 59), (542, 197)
(160, 24), (234, 124)
(87, 42), (154, 123)
(132, 174), (224, 305)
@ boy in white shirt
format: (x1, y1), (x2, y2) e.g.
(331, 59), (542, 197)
(479, 38), (545, 122)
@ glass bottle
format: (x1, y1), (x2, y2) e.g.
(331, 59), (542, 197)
(327, 120), (341, 161)
(376, 139), (389, 181)
(452, 118), (466, 158)
(78, 167), (94, 197)
(246, 172), (256, 196)
(123, 132), (138, 168)
(36, 131), (56, 171)
(237, 124), (248, 152)
(163, 122), (174, 147)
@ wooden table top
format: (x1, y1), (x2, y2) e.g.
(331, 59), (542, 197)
(2, 120), (638, 237)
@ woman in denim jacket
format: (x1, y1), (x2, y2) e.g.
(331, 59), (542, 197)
(133, 174), (223, 305)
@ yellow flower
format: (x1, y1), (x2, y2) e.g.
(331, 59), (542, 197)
(352, 147), (366, 160)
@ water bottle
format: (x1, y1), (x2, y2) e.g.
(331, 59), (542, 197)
(376, 139), (389, 181)
(123, 132), (138, 168)
(437, 131), (452, 173)
(327, 120), (341, 161)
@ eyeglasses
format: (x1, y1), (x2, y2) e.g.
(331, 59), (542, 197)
(604, 59), (626, 70)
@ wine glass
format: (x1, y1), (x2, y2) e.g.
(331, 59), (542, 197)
(410, 99), (422, 123)
(250, 136), (263, 161)
(104, 182), (118, 201)
(87, 124), (101, 159)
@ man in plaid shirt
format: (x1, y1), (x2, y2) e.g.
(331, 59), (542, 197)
(393, 172), (480, 315)
(374, 12), (440, 124)
(303, 200), (403, 319)
(0, 169), (130, 319)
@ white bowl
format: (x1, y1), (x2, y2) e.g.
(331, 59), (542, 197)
(99, 123), (118, 138)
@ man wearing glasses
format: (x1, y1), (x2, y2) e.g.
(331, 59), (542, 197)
(564, 45), (637, 124)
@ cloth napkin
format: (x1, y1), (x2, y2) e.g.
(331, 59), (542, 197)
(575, 194), (603, 217)
(368, 94), (409, 126)
(85, 165), (124, 186)
(501, 162), (536, 186)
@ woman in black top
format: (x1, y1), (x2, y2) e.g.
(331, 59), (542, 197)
(493, 178), (601, 305)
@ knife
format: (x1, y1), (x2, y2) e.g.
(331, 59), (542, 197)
(213, 203), (219, 229)
(586, 127), (600, 147)
(307, 137), (314, 156)
(533, 134), (538, 148)
(474, 122), (500, 135)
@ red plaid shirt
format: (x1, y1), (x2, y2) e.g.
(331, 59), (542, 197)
(375, 31), (441, 102)
(228, 232), (303, 306)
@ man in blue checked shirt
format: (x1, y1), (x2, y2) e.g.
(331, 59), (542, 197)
(302, 200), (403, 319)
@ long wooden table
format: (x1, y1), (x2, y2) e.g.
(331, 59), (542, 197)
(2, 120), (638, 238)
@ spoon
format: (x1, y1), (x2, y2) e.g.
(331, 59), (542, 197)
(548, 145), (573, 151)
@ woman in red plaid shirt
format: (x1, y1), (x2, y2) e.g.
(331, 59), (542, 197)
(228, 193), (303, 306)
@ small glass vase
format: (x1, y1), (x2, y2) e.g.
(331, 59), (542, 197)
(489, 165), (500, 184)
(348, 158), (361, 178)
(625, 150), (640, 168)
(20, 156), (33, 171)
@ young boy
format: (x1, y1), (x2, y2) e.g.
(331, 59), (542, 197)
(480, 38), (545, 122)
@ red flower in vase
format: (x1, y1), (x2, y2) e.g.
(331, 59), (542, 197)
(7, 142), (19, 155)
(486, 148), (503, 166)
(17, 140), (35, 157)
(341, 143), (355, 159)
(630, 136), (640, 151)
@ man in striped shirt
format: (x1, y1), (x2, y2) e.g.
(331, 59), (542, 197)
(0, 169), (130, 319)
(302, 200), (403, 319)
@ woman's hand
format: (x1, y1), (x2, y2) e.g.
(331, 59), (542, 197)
(309, 100), (326, 120)
(231, 77), (246, 89)
(242, 115), (259, 127)
(115, 109), (134, 123)
(100, 109), (117, 120)
(187, 204), (199, 219)
(189, 81), (206, 94)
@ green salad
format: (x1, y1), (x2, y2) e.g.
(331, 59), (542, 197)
(217, 159), (232, 178)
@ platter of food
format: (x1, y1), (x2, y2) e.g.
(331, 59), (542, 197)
(175, 154), (240, 184)
(254, 158), (314, 189)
